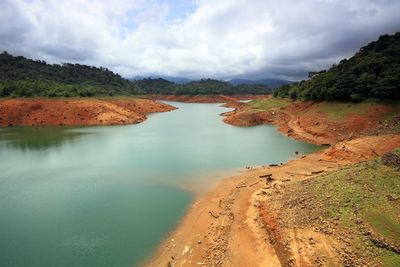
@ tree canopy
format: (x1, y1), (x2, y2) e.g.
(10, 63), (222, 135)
(273, 32), (400, 101)
(0, 52), (272, 97)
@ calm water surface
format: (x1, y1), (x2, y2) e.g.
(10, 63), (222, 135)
(0, 102), (319, 266)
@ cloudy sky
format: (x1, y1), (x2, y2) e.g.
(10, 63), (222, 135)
(1, 0), (399, 80)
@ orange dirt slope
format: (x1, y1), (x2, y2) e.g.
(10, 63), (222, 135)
(0, 97), (176, 126)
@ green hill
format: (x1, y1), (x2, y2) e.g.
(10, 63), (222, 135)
(0, 52), (272, 97)
(132, 78), (272, 95)
(274, 32), (400, 101)
(0, 52), (136, 97)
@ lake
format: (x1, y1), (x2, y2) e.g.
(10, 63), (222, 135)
(0, 102), (319, 266)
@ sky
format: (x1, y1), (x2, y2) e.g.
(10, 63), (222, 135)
(1, 0), (400, 80)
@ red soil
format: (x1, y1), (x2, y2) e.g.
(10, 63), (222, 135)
(223, 100), (400, 145)
(0, 98), (176, 127)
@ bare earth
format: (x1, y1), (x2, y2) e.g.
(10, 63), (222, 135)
(1, 96), (398, 266)
(0, 97), (175, 126)
(148, 99), (400, 266)
(148, 134), (400, 267)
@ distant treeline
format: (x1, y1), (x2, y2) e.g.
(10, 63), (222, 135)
(0, 52), (272, 97)
(132, 78), (272, 95)
(273, 32), (400, 101)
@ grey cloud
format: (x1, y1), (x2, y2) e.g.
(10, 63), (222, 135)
(0, 0), (399, 80)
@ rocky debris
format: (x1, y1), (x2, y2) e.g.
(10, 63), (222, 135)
(311, 170), (325, 175)
(208, 211), (220, 219)
(368, 232), (400, 254)
(387, 194), (399, 201)
(381, 150), (400, 168)
(259, 174), (274, 183)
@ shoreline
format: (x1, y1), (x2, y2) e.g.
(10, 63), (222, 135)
(0, 97), (176, 127)
(1, 96), (398, 265)
(146, 98), (400, 266)
(146, 134), (400, 266)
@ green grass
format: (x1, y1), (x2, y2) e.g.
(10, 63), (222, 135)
(315, 102), (373, 120)
(310, 152), (400, 265)
(364, 209), (400, 245)
(246, 98), (289, 110)
(381, 252), (400, 267)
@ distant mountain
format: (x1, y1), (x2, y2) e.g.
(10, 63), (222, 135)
(228, 78), (291, 88)
(160, 76), (193, 84)
(274, 32), (400, 101)
(130, 76), (192, 84)
(131, 78), (273, 95)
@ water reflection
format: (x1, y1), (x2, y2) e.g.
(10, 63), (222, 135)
(0, 126), (87, 151)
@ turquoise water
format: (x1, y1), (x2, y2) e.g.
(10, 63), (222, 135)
(0, 102), (319, 266)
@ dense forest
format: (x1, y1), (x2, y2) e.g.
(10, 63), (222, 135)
(0, 52), (272, 97)
(273, 32), (400, 101)
(0, 52), (136, 97)
(132, 78), (272, 95)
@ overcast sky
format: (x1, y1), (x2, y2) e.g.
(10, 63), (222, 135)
(1, 0), (399, 80)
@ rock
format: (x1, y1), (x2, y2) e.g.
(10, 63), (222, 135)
(208, 211), (219, 219)
(260, 174), (274, 183)
(387, 194), (399, 201)
(382, 151), (400, 168)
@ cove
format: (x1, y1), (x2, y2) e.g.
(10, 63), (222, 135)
(0, 102), (319, 267)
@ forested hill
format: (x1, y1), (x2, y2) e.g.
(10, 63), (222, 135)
(0, 52), (135, 97)
(132, 78), (272, 95)
(0, 52), (272, 97)
(273, 32), (400, 101)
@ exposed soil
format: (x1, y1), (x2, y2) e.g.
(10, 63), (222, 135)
(3, 95), (398, 266)
(145, 94), (270, 103)
(0, 97), (176, 126)
(147, 134), (400, 267)
(147, 97), (400, 266)
(222, 100), (400, 145)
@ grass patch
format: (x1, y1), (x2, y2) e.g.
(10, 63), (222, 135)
(364, 209), (400, 245)
(310, 154), (400, 264)
(315, 102), (373, 120)
(246, 98), (289, 111)
(381, 251), (400, 267)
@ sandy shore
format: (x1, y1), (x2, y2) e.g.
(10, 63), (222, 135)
(147, 134), (400, 266)
(147, 98), (400, 266)
(0, 97), (176, 127)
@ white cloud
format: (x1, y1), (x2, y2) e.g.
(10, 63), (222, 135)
(1, 0), (399, 80)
